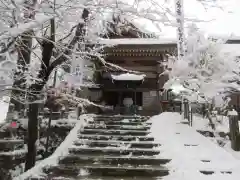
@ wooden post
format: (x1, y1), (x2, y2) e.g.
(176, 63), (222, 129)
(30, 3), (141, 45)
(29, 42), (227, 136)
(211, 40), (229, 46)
(189, 107), (193, 126)
(228, 111), (240, 151)
(180, 101), (182, 114)
(119, 92), (122, 114)
(134, 90), (137, 114)
(183, 99), (188, 120)
(44, 110), (52, 157)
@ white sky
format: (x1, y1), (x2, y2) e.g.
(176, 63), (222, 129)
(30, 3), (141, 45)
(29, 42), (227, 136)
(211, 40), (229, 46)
(185, 0), (240, 35)
(145, 0), (240, 38)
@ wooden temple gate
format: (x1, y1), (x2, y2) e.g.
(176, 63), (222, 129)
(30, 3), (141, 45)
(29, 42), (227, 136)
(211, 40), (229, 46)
(90, 40), (177, 115)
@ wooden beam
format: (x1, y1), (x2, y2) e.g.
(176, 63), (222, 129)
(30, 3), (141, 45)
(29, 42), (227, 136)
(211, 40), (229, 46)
(102, 88), (156, 92)
(104, 46), (176, 53)
(106, 57), (160, 61)
(107, 60), (158, 66)
(120, 66), (157, 72)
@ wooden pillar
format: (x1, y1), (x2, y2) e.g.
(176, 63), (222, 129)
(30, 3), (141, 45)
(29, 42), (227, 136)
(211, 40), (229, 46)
(119, 92), (122, 114)
(134, 90), (137, 114)
(183, 99), (189, 120)
(156, 57), (164, 113)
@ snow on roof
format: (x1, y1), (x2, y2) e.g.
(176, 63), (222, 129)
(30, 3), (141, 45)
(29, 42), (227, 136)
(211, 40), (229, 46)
(111, 73), (146, 81)
(97, 38), (176, 45)
(170, 84), (187, 94)
(222, 44), (240, 57)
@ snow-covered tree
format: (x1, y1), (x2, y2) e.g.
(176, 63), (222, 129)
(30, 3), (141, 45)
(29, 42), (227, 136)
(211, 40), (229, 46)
(0, 0), (189, 171)
(165, 25), (240, 108)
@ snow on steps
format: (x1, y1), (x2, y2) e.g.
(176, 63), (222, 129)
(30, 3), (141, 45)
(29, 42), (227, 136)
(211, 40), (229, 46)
(42, 115), (170, 179)
(59, 154), (171, 166)
(0, 138), (25, 178)
(73, 139), (160, 148)
(77, 134), (155, 141)
(15, 112), (240, 180)
(84, 124), (151, 130)
(20, 115), (170, 180)
(68, 146), (161, 156)
(80, 128), (150, 136)
(45, 164), (169, 177)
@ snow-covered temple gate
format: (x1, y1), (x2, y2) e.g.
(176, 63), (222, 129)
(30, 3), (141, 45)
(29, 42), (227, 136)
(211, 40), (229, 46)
(91, 39), (176, 115)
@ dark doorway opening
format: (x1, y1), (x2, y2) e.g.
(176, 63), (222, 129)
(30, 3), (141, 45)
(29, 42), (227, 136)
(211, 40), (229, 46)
(103, 91), (142, 107)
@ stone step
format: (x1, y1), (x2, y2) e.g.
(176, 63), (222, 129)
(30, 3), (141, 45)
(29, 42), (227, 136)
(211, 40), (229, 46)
(84, 125), (151, 131)
(88, 121), (151, 126)
(93, 118), (148, 123)
(69, 147), (160, 156)
(60, 155), (171, 166)
(81, 129), (150, 136)
(94, 115), (149, 120)
(0, 139), (24, 144)
(78, 134), (154, 141)
(0, 155), (25, 168)
(46, 176), (160, 180)
(33, 176), (160, 180)
(74, 140), (160, 149)
(0, 149), (26, 157)
(0, 139), (24, 151)
(0, 131), (11, 138)
(46, 164), (168, 177)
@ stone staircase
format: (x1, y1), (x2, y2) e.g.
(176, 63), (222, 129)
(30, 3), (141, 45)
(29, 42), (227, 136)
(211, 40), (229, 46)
(42, 115), (171, 180)
(0, 138), (25, 179)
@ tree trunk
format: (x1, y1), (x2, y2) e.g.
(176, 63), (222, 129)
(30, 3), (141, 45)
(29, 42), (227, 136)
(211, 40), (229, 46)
(206, 110), (215, 130)
(25, 102), (39, 171)
(175, 0), (185, 60)
(24, 40), (53, 170)
(8, 31), (33, 113)
(24, 8), (89, 170)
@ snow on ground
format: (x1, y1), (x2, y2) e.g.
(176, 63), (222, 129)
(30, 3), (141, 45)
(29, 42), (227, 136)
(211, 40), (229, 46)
(0, 96), (10, 125)
(149, 112), (240, 180)
(224, 142), (240, 160)
(191, 114), (237, 133)
(14, 114), (94, 180)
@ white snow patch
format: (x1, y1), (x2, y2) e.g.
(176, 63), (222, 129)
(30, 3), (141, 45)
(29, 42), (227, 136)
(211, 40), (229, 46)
(221, 44), (240, 57)
(0, 97), (10, 125)
(97, 38), (176, 45)
(170, 84), (186, 94)
(111, 73), (146, 81)
(149, 112), (240, 180)
(14, 114), (94, 180)
(228, 110), (238, 116)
